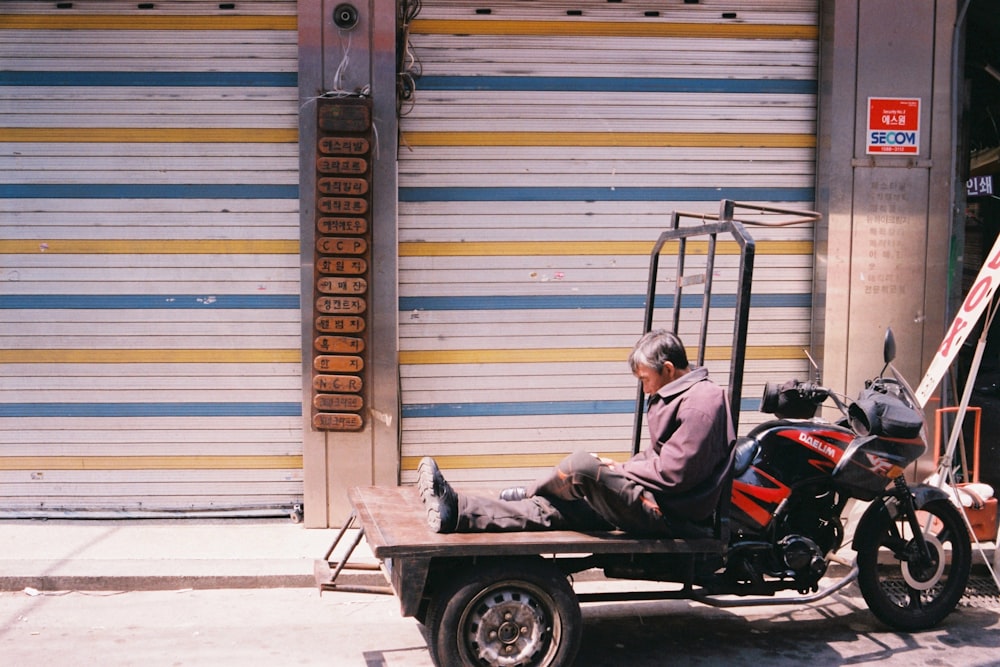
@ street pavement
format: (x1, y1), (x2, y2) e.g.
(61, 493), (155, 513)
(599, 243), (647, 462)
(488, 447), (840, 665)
(2, 585), (1000, 666)
(1, 518), (999, 666)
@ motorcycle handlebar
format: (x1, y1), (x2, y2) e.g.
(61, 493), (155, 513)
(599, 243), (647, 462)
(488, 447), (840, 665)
(794, 382), (830, 400)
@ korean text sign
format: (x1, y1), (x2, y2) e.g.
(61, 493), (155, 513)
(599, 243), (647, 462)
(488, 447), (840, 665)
(867, 97), (920, 155)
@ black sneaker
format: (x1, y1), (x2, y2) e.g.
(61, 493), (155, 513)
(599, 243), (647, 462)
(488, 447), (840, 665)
(417, 457), (458, 533)
(499, 486), (527, 501)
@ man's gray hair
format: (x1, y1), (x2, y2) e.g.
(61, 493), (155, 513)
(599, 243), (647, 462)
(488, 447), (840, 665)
(628, 329), (690, 373)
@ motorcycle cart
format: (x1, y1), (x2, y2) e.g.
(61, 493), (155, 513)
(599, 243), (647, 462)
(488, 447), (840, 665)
(316, 202), (969, 667)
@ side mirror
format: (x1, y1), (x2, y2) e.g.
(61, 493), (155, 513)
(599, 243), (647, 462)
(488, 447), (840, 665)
(883, 327), (896, 365)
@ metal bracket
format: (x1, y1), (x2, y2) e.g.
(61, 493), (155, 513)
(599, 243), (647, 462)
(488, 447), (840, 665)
(314, 510), (393, 595)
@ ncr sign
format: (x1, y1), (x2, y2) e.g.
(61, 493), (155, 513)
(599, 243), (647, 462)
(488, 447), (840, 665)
(867, 97), (920, 155)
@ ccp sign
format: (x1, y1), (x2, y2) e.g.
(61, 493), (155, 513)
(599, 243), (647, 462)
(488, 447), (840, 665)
(867, 97), (920, 155)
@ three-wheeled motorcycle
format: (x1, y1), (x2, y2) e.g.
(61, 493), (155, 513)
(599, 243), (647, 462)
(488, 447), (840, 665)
(316, 202), (971, 667)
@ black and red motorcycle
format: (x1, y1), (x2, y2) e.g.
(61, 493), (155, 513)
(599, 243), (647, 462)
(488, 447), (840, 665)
(713, 328), (972, 630)
(598, 327), (972, 634)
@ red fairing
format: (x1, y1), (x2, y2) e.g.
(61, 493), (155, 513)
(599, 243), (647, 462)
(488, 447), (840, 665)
(729, 422), (856, 531)
(732, 467), (790, 528)
(775, 427), (852, 464)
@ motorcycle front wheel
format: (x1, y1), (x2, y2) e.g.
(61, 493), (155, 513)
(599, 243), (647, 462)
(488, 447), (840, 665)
(855, 497), (971, 631)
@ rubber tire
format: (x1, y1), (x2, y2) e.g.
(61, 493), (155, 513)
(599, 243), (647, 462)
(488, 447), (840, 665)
(856, 497), (971, 631)
(426, 558), (582, 667)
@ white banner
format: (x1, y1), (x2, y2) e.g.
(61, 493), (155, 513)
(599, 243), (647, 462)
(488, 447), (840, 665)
(915, 233), (1000, 406)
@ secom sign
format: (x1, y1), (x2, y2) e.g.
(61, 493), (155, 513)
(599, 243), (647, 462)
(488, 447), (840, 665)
(867, 97), (920, 155)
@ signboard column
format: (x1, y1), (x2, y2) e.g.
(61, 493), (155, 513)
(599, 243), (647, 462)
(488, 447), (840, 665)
(312, 97), (372, 432)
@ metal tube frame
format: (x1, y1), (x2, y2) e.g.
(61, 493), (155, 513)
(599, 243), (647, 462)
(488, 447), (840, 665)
(632, 200), (822, 454)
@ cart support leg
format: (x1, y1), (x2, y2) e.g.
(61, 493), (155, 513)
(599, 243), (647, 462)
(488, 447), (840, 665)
(314, 510), (392, 595)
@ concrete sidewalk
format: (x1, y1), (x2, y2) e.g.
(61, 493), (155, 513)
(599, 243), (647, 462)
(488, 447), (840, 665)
(3, 517), (998, 601)
(0, 518), (381, 592)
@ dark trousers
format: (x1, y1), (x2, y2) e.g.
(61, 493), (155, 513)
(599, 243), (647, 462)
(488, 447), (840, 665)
(455, 451), (672, 535)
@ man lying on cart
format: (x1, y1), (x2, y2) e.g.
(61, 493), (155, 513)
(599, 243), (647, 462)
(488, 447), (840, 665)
(418, 329), (735, 537)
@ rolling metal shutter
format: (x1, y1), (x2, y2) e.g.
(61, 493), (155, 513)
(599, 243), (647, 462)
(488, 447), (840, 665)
(0, 1), (303, 515)
(398, 0), (819, 489)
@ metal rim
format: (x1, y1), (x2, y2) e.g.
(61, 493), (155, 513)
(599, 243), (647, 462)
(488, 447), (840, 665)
(458, 579), (562, 666)
(900, 532), (946, 591)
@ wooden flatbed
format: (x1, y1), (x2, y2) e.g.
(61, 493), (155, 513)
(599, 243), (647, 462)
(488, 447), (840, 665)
(352, 485), (723, 559)
(317, 485), (725, 618)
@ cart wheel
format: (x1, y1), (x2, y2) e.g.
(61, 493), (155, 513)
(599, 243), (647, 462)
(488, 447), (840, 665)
(426, 558), (581, 667)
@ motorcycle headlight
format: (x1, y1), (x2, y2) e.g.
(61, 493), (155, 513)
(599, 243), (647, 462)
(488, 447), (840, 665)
(760, 380), (818, 419)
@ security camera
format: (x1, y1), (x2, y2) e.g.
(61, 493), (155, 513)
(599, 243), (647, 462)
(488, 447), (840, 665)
(333, 3), (359, 30)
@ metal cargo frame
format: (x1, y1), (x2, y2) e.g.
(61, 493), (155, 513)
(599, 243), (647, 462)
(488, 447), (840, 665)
(633, 199), (821, 453)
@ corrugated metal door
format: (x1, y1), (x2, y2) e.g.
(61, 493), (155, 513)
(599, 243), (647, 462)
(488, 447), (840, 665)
(0, 1), (303, 515)
(398, 0), (819, 489)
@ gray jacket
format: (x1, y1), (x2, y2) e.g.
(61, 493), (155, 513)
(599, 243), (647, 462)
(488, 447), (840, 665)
(620, 366), (734, 520)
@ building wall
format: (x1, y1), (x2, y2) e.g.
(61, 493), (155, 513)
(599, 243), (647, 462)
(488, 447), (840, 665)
(0, 1), (305, 516)
(815, 0), (959, 427)
(1, 0), (965, 522)
(394, 1), (821, 492)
